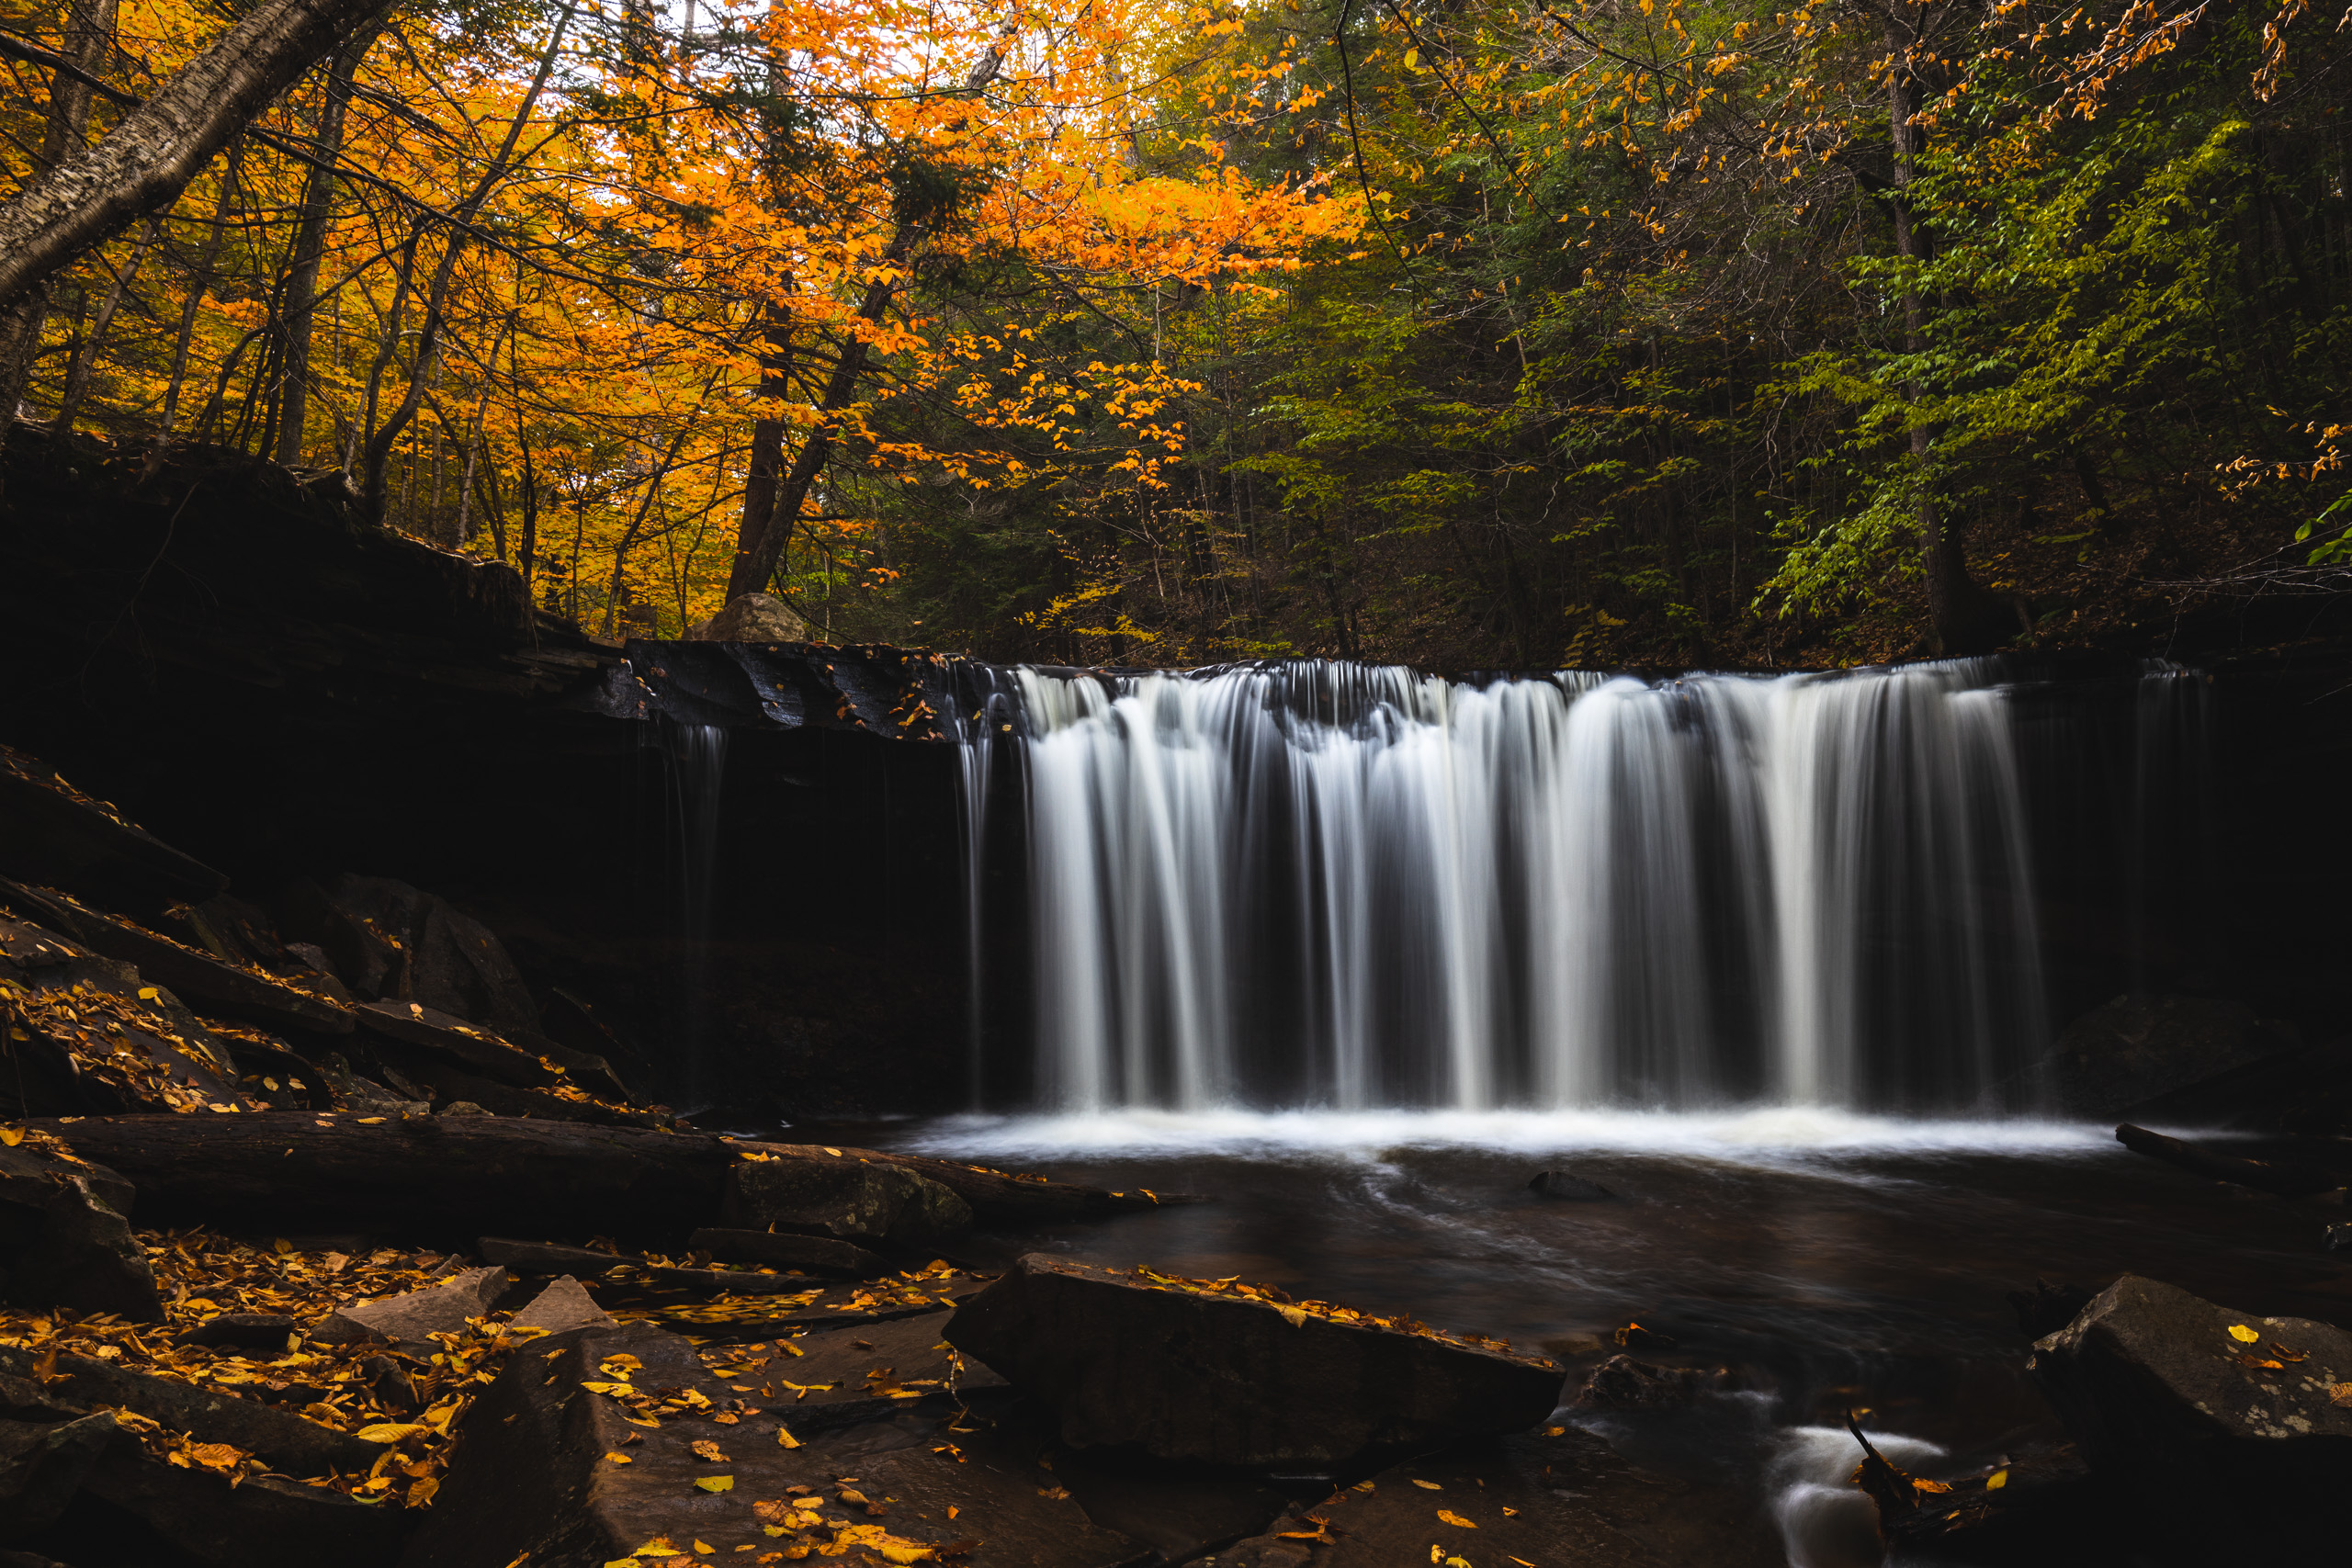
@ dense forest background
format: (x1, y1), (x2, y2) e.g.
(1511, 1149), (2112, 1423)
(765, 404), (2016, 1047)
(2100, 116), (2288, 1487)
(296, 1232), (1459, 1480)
(3, 0), (2347, 670)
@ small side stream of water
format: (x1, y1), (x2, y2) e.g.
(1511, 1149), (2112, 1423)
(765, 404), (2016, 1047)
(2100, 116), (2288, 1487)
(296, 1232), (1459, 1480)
(824, 1111), (2350, 1566)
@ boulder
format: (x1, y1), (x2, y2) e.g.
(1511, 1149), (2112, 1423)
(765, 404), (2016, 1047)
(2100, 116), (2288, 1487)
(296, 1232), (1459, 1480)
(725, 1152), (973, 1246)
(314, 1265), (509, 1348)
(685, 592), (807, 643)
(2030, 1273), (2352, 1565)
(0, 1137), (164, 1320)
(2041, 994), (2297, 1118)
(402, 1320), (1144, 1568)
(279, 874), (539, 1040)
(509, 1276), (615, 1335)
(1212, 1424), (1781, 1568)
(1572, 1354), (1720, 1409)
(688, 1225), (889, 1280)
(1528, 1169), (1615, 1201)
(943, 1256), (1565, 1469)
(0, 1409), (115, 1540)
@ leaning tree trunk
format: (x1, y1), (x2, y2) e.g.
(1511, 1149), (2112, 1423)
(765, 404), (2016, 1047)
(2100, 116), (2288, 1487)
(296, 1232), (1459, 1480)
(0, 0), (392, 318)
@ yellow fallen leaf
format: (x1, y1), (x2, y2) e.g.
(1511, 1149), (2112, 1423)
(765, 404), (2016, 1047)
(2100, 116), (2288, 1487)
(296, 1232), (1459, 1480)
(872, 1547), (933, 1565)
(691, 1439), (728, 1461)
(0, 1127), (22, 1146)
(694, 1545), (714, 1557)
(1276, 1305), (1307, 1327)
(2329, 1382), (2352, 1406)
(356, 1424), (431, 1443)
(1437, 1510), (1476, 1528)
(606, 1452), (634, 1464)
(633, 1543), (681, 1558)
(138, 987), (158, 1000)
(695, 1476), (734, 1493)
(2228, 1325), (2260, 1343)
(1445, 1559), (1472, 1568)
(582, 1382), (637, 1396)
(1985, 1469), (2008, 1490)
(775, 1425), (800, 1449)
(1411, 1479), (1442, 1490)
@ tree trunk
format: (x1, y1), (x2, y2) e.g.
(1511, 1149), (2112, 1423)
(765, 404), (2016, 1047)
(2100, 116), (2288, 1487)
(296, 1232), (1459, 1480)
(0, 0), (394, 315)
(721, 28), (1012, 601)
(1885, 15), (1997, 656)
(735, 294), (795, 591)
(51, 213), (160, 432)
(0, 0), (122, 447)
(356, 5), (573, 518)
(158, 138), (248, 437)
(272, 25), (378, 466)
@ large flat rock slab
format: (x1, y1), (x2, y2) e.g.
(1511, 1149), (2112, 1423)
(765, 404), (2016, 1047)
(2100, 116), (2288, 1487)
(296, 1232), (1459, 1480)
(403, 1321), (1147, 1568)
(1214, 1425), (1781, 1568)
(944, 1256), (1565, 1469)
(2032, 1273), (2352, 1563)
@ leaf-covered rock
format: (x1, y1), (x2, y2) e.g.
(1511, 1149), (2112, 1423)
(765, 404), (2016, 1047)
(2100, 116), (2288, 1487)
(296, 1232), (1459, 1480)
(944, 1255), (1565, 1468)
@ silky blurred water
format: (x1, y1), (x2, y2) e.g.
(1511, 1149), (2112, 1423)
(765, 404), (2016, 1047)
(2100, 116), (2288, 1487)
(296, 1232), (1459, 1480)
(837, 1111), (2350, 1566)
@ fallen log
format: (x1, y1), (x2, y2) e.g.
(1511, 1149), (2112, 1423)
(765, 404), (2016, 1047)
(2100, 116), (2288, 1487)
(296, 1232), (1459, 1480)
(2113, 1124), (2345, 1198)
(31, 1113), (730, 1240)
(28, 1115), (1201, 1244)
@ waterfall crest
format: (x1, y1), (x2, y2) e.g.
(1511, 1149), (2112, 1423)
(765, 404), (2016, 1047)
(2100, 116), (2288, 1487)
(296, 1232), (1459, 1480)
(984, 660), (2048, 1115)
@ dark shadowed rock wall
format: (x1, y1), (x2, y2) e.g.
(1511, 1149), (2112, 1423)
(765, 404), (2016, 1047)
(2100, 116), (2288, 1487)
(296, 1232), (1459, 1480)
(4, 424), (2350, 1120)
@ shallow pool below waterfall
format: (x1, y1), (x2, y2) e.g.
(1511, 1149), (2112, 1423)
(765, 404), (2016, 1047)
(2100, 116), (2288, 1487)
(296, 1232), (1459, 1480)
(773, 1110), (2351, 1567)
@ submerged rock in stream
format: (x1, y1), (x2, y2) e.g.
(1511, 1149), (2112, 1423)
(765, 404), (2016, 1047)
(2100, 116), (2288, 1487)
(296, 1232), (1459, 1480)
(2031, 1273), (2352, 1566)
(943, 1254), (1566, 1469)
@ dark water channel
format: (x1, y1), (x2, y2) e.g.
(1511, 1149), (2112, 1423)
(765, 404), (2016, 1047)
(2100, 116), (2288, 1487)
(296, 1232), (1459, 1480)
(783, 1112), (2350, 1566)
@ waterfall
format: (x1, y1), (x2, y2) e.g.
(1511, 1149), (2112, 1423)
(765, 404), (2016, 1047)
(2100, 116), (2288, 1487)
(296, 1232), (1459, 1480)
(982, 660), (2050, 1115)
(667, 720), (729, 1111)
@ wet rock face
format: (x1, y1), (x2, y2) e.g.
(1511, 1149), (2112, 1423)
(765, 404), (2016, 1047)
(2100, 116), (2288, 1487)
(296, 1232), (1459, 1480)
(2041, 994), (2296, 1118)
(2031, 1273), (2352, 1564)
(944, 1255), (1566, 1470)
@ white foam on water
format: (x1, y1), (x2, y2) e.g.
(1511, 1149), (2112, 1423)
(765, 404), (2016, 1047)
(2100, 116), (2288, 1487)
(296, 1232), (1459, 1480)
(898, 1106), (2117, 1168)
(1770, 1425), (1948, 1568)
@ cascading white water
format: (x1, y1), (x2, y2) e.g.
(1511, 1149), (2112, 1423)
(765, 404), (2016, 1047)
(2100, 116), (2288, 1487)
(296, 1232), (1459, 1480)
(997, 660), (2048, 1114)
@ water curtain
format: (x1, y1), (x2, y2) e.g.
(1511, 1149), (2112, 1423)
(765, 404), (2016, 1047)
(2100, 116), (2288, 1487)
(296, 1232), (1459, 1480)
(986, 660), (2048, 1114)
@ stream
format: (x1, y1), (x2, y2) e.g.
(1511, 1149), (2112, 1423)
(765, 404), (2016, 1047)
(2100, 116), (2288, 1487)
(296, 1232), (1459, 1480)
(789, 1109), (2350, 1566)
